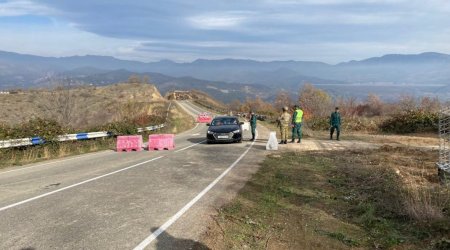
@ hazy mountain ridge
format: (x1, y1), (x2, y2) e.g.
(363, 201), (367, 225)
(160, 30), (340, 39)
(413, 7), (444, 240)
(64, 69), (274, 103)
(0, 50), (449, 101)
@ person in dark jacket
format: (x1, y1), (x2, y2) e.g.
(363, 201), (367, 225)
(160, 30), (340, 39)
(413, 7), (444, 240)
(250, 111), (257, 141)
(330, 107), (341, 140)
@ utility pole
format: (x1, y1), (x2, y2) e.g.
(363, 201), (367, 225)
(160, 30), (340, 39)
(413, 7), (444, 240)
(438, 106), (450, 185)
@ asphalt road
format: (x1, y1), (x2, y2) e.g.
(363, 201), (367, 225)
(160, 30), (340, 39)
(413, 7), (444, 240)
(0, 101), (269, 250)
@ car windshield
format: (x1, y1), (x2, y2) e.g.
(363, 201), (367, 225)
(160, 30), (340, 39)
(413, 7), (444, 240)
(211, 118), (238, 126)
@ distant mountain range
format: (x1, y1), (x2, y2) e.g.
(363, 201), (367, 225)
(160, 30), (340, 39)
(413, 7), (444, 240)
(66, 69), (275, 102)
(0, 50), (449, 102)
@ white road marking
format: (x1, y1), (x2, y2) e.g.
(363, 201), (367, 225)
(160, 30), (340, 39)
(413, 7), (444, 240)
(179, 123), (199, 135)
(0, 133), (209, 212)
(0, 156), (165, 212)
(133, 131), (258, 250)
(191, 133), (200, 136)
(0, 150), (115, 176)
(175, 140), (207, 152)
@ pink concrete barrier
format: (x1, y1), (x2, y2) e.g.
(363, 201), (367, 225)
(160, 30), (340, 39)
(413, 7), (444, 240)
(197, 113), (213, 123)
(116, 135), (143, 152)
(148, 134), (175, 151)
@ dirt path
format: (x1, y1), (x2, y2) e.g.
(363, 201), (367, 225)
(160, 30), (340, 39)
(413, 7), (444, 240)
(279, 139), (379, 151)
(267, 131), (438, 152)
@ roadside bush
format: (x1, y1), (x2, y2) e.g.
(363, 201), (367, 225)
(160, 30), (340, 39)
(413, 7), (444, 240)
(306, 117), (329, 131)
(0, 118), (65, 140)
(380, 110), (438, 134)
(306, 116), (380, 132)
(101, 120), (138, 135)
(132, 114), (165, 127)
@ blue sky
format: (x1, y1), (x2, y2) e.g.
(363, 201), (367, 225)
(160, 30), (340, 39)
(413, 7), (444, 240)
(0, 0), (449, 63)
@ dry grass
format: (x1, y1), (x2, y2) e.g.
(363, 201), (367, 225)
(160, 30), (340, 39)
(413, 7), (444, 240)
(0, 83), (198, 169)
(0, 83), (165, 130)
(199, 147), (450, 249)
(0, 139), (115, 169)
(163, 102), (196, 134)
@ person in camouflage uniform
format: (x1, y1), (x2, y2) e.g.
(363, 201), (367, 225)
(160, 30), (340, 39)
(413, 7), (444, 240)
(330, 107), (341, 140)
(278, 106), (291, 144)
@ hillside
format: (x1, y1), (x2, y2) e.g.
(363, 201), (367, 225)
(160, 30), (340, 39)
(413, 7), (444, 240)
(0, 83), (166, 130)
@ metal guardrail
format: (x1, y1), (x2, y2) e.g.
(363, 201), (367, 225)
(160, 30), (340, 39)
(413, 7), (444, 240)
(0, 101), (174, 149)
(137, 124), (165, 133)
(0, 124), (165, 149)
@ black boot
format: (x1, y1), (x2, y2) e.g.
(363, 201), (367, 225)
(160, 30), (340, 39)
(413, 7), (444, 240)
(284, 140), (288, 144)
(279, 141), (284, 144)
(297, 139), (301, 143)
(290, 139), (295, 143)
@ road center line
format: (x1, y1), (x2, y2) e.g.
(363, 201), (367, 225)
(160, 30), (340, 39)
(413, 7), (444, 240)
(0, 156), (165, 212)
(133, 131), (258, 250)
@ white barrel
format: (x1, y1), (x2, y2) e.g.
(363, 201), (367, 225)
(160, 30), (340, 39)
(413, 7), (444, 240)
(266, 131), (278, 150)
(242, 122), (250, 131)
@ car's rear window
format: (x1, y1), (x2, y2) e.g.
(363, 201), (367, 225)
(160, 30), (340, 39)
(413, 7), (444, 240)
(211, 118), (238, 126)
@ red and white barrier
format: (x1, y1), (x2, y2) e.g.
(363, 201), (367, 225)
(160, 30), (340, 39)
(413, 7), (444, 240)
(197, 113), (213, 123)
(148, 134), (175, 151)
(116, 135), (143, 152)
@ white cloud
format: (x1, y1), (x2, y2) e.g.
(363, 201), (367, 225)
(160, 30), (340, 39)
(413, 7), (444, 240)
(1, 0), (449, 63)
(267, 11), (403, 25)
(0, 0), (54, 16)
(265, 0), (408, 5)
(187, 12), (251, 30)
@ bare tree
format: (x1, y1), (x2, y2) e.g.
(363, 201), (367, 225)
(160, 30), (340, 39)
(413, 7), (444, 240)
(398, 95), (417, 113)
(336, 96), (359, 117)
(365, 93), (383, 116)
(298, 83), (332, 118)
(419, 96), (441, 113)
(42, 79), (78, 128)
(274, 90), (294, 110)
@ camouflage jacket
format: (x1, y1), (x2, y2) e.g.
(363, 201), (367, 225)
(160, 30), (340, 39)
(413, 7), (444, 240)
(278, 112), (291, 127)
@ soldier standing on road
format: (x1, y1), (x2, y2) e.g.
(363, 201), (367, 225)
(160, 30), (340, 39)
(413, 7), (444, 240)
(330, 107), (341, 140)
(250, 111), (257, 141)
(278, 106), (291, 144)
(291, 105), (303, 143)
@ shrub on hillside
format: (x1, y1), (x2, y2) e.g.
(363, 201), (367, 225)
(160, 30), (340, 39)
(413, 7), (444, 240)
(101, 120), (138, 135)
(132, 114), (165, 127)
(0, 118), (65, 140)
(380, 110), (438, 134)
(306, 116), (380, 132)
